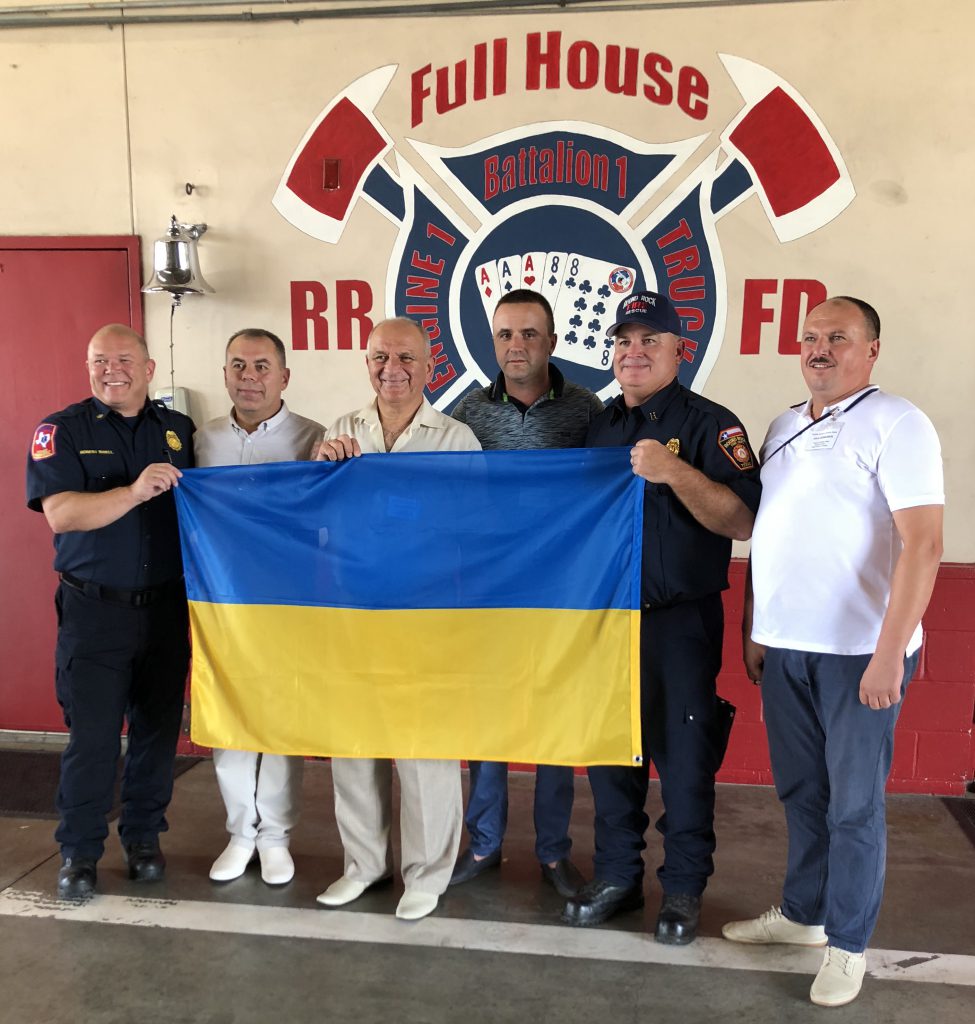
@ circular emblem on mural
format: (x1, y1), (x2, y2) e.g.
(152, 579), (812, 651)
(608, 267), (635, 294)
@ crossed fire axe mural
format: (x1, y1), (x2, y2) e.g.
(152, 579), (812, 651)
(272, 54), (854, 401)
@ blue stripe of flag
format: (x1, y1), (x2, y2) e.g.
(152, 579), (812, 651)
(175, 448), (643, 612)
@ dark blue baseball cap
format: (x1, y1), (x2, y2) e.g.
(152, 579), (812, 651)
(606, 290), (682, 337)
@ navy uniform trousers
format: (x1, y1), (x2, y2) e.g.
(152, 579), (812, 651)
(588, 593), (729, 894)
(54, 581), (189, 861)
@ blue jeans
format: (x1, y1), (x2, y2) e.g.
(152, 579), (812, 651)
(465, 761), (574, 863)
(762, 647), (918, 954)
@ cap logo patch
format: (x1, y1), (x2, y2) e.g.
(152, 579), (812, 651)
(31, 423), (57, 461)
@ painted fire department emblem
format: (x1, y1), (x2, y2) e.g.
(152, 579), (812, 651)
(273, 53), (853, 410)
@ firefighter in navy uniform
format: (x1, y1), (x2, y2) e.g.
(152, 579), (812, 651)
(561, 292), (761, 944)
(26, 324), (194, 898)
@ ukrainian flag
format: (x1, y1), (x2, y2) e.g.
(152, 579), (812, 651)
(175, 448), (643, 766)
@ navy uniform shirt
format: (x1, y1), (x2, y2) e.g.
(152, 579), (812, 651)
(586, 379), (761, 609)
(26, 397), (195, 589)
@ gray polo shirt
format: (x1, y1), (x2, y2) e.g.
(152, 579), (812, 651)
(194, 401), (324, 467)
(451, 365), (603, 450)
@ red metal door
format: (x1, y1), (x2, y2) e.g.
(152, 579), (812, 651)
(0, 237), (143, 732)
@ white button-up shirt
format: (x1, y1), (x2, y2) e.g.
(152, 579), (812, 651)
(194, 402), (325, 467)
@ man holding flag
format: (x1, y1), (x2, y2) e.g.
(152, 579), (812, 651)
(313, 316), (481, 922)
(563, 291), (761, 945)
(27, 324), (194, 898)
(195, 328), (324, 887)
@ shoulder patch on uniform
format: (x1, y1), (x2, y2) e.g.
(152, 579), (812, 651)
(718, 425), (755, 470)
(31, 423), (57, 460)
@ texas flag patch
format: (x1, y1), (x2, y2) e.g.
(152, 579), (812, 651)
(31, 423), (57, 461)
(718, 425), (755, 470)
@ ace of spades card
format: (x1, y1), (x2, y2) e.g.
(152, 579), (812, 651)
(496, 255), (522, 297)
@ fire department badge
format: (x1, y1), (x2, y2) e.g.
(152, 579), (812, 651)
(718, 426), (754, 470)
(31, 423), (57, 461)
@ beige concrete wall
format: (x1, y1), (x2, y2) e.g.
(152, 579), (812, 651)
(1, 0), (972, 557)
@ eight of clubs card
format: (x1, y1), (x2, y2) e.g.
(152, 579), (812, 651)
(553, 255), (636, 370)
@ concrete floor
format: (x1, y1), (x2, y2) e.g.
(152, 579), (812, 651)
(0, 761), (972, 1024)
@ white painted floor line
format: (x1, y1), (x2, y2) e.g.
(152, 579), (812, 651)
(1, 887), (973, 987)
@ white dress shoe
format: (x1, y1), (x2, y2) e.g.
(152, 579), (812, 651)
(395, 889), (439, 921)
(722, 905), (827, 946)
(259, 846), (295, 885)
(810, 946), (866, 1006)
(317, 876), (371, 907)
(209, 841), (256, 881)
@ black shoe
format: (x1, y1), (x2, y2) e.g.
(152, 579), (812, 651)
(123, 841), (166, 882)
(540, 858), (585, 898)
(561, 879), (643, 927)
(448, 847), (501, 887)
(57, 857), (97, 899)
(655, 892), (701, 945)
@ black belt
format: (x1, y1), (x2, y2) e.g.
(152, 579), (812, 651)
(60, 572), (184, 608)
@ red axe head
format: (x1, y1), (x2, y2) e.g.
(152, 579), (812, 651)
(719, 54), (855, 243)
(273, 65), (397, 244)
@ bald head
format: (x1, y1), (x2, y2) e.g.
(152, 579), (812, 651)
(89, 323), (150, 357)
(368, 316), (431, 356)
(87, 323), (155, 416)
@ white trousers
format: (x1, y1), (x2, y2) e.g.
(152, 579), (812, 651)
(331, 758), (462, 895)
(213, 748), (303, 849)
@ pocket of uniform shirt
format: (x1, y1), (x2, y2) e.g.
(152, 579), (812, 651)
(89, 474), (123, 493)
(79, 449), (127, 491)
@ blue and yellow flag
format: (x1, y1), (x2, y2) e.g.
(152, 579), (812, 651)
(175, 448), (643, 766)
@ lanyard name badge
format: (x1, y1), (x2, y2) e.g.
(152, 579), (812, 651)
(807, 416), (842, 451)
(764, 388), (879, 462)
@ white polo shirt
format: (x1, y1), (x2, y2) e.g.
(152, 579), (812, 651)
(751, 388), (943, 656)
(194, 402), (324, 467)
(327, 397), (481, 454)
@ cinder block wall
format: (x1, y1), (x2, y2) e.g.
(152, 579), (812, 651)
(717, 561), (975, 796)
